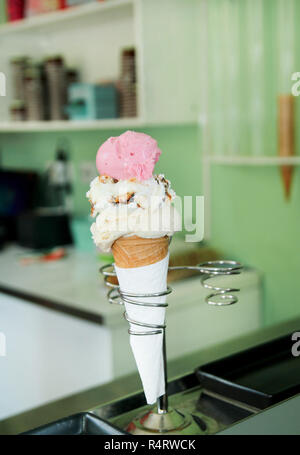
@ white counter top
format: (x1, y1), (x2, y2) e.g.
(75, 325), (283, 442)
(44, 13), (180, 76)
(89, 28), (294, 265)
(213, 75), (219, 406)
(0, 245), (262, 327)
(0, 245), (118, 323)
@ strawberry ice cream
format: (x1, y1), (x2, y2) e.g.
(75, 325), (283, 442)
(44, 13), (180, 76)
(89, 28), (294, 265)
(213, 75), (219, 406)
(96, 130), (161, 181)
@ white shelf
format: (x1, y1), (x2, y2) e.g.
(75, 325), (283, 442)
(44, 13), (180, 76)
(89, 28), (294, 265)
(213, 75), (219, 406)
(0, 0), (133, 35)
(208, 155), (300, 166)
(0, 118), (198, 132)
(0, 117), (144, 132)
(0, 1), (198, 128)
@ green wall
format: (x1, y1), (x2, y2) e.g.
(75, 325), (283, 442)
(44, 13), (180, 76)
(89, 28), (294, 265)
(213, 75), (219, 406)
(205, 0), (300, 326)
(211, 164), (300, 326)
(0, 2), (6, 25)
(0, 125), (201, 216)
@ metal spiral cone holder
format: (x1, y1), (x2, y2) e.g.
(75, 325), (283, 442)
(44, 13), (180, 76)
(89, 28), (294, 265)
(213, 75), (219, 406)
(100, 260), (242, 435)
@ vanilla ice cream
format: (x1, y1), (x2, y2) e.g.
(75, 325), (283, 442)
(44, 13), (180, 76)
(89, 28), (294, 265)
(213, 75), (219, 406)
(86, 131), (181, 252)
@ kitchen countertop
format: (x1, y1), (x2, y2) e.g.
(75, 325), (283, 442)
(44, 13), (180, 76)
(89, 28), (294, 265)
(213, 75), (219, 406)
(0, 245), (111, 324)
(0, 244), (261, 327)
(0, 314), (299, 435)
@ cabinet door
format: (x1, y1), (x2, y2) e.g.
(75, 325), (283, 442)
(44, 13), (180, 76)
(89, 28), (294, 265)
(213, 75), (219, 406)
(0, 293), (112, 420)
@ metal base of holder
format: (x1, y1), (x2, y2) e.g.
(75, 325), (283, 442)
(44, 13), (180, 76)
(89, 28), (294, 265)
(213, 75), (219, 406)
(126, 406), (206, 435)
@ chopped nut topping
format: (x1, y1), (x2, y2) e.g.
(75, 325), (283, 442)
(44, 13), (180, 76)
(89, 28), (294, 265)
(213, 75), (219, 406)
(114, 192), (135, 204)
(88, 198), (96, 216)
(99, 175), (117, 184)
(154, 174), (171, 197)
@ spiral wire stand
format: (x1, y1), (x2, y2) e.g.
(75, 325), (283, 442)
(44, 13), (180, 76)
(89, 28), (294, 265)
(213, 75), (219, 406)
(100, 260), (242, 434)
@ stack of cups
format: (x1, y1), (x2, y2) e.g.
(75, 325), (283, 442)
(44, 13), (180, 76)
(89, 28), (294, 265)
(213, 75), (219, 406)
(119, 48), (137, 118)
(44, 56), (67, 120)
(10, 57), (27, 102)
(24, 65), (45, 121)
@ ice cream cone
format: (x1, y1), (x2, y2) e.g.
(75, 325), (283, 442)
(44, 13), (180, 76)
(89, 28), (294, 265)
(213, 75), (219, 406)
(112, 235), (169, 268)
(87, 131), (181, 405)
(280, 165), (294, 200)
(112, 235), (170, 404)
(278, 94), (294, 201)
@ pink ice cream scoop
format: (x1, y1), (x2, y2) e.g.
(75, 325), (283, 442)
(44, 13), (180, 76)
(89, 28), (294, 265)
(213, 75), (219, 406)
(96, 130), (161, 181)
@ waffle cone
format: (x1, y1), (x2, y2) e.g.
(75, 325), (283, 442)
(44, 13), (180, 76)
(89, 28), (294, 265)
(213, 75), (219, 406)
(112, 235), (169, 268)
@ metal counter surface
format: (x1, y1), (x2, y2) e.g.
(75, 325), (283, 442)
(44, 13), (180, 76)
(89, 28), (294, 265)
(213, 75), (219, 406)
(219, 394), (300, 435)
(0, 315), (299, 435)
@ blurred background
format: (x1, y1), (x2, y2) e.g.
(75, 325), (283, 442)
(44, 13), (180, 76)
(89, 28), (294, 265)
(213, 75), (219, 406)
(0, 0), (299, 426)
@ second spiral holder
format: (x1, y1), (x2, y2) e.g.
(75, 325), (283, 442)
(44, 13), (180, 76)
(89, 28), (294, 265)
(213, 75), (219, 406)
(100, 260), (242, 435)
